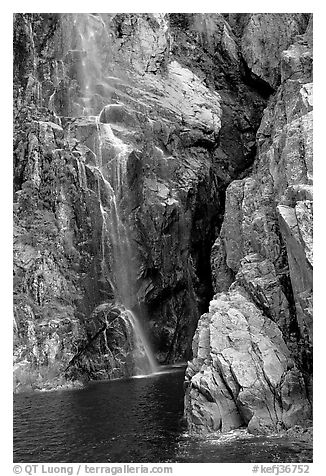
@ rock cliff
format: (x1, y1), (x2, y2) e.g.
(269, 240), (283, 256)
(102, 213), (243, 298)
(13, 12), (312, 435)
(185, 14), (312, 434)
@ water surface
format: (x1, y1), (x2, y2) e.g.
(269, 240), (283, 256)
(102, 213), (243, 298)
(13, 366), (312, 463)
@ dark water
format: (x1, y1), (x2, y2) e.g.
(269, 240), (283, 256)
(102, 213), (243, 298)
(14, 366), (312, 463)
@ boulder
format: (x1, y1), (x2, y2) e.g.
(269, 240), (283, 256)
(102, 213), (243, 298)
(185, 287), (312, 434)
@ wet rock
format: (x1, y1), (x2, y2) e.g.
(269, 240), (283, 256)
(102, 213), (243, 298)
(185, 287), (311, 434)
(281, 17), (313, 83)
(169, 13), (267, 180)
(13, 299), (84, 393)
(235, 253), (291, 332)
(208, 19), (313, 345)
(99, 104), (139, 129)
(65, 303), (139, 381)
(277, 203), (313, 340)
(210, 237), (234, 293)
(240, 14), (309, 88)
(13, 13), (312, 404)
(13, 13), (265, 374)
(186, 14), (313, 434)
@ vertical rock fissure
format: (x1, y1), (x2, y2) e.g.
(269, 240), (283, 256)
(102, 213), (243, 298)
(13, 13), (313, 427)
(184, 13), (313, 435)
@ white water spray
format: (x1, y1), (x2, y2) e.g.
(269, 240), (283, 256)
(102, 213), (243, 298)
(72, 14), (157, 376)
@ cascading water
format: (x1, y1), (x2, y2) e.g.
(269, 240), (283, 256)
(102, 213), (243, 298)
(70, 13), (157, 376)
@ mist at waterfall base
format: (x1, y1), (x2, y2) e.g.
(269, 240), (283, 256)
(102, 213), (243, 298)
(13, 15), (312, 464)
(14, 366), (312, 463)
(53, 13), (160, 379)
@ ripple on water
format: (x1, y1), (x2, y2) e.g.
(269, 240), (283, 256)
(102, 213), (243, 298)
(174, 428), (312, 463)
(14, 368), (312, 463)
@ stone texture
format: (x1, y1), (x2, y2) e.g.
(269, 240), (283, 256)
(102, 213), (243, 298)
(185, 15), (313, 434)
(14, 13), (313, 430)
(210, 19), (313, 347)
(13, 13), (269, 390)
(236, 253), (291, 332)
(239, 14), (310, 88)
(185, 286), (311, 435)
(277, 202), (313, 341)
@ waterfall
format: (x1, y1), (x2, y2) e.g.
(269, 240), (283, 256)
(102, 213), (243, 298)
(120, 309), (157, 375)
(71, 14), (157, 376)
(76, 160), (88, 189)
(95, 147), (157, 375)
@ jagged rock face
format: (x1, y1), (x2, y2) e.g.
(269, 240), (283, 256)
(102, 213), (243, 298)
(184, 286), (311, 434)
(13, 13), (269, 391)
(169, 13), (266, 179)
(185, 14), (312, 434)
(227, 13), (310, 89)
(65, 304), (153, 381)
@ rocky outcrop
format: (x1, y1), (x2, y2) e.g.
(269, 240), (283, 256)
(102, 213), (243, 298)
(235, 14), (310, 89)
(185, 285), (311, 434)
(185, 14), (313, 434)
(14, 13), (313, 428)
(14, 13), (270, 390)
